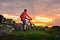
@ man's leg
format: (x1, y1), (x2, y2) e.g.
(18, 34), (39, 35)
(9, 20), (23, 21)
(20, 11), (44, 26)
(23, 24), (26, 31)
(22, 19), (26, 31)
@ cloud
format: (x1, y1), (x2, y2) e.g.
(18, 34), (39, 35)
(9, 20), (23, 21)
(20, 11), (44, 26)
(0, 0), (60, 25)
(50, 18), (60, 26)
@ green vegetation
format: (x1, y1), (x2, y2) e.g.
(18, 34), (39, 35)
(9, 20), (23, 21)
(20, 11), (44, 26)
(0, 29), (60, 40)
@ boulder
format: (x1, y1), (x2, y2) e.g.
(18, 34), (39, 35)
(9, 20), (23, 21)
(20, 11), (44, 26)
(0, 24), (14, 34)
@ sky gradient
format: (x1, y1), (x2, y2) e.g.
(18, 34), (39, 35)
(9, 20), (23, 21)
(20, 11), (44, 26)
(0, 0), (60, 26)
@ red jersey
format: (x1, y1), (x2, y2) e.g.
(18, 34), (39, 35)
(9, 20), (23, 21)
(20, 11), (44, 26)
(20, 11), (31, 20)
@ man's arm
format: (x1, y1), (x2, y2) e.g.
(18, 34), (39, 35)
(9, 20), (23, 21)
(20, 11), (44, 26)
(25, 13), (32, 19)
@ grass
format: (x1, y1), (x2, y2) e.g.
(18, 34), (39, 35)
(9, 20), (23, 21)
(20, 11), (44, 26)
(0, 24), (60, 40)
(0, 29), (60, 40)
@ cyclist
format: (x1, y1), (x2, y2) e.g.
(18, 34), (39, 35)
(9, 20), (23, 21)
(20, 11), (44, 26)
(20, 9), (32, 31)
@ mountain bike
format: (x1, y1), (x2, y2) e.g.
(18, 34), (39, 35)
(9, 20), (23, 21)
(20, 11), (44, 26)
(17, 19), (36, 31)
(27, 19), (36, 30)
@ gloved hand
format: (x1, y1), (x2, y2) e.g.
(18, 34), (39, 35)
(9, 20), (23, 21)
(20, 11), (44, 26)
(30, 18), (32, 20)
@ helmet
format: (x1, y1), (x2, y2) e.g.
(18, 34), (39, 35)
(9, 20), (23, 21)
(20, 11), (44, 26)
(24, 9), (27, 11)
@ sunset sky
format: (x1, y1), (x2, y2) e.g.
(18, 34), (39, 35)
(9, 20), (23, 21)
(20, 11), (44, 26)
(0, 0), (60, 26)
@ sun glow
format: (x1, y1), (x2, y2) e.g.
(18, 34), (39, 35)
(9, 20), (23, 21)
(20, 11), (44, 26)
(34, 23), (46, 26)
(31, 16), (53, 26)
(1, 14), (20, 23)
(2, 13), (54, 26)
(35, 16), (53, 22)
(2, 14), (19, 19)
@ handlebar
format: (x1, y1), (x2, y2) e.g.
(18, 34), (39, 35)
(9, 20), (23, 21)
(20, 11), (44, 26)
(27, 19), (32, 24)
(27, 18), (32, 20)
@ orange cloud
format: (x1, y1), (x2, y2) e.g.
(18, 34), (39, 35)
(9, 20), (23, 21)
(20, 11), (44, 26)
(30, 16), (54, 26)
(1, 13), (20, 23)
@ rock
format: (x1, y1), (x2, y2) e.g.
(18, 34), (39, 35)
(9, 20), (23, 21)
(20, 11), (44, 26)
(0, 24), (14, 34)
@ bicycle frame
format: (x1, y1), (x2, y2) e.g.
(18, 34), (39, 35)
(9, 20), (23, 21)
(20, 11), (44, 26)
(27, 19), (35, 30)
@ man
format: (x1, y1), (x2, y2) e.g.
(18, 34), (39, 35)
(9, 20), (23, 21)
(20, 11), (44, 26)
(20, 9), (32, 31)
